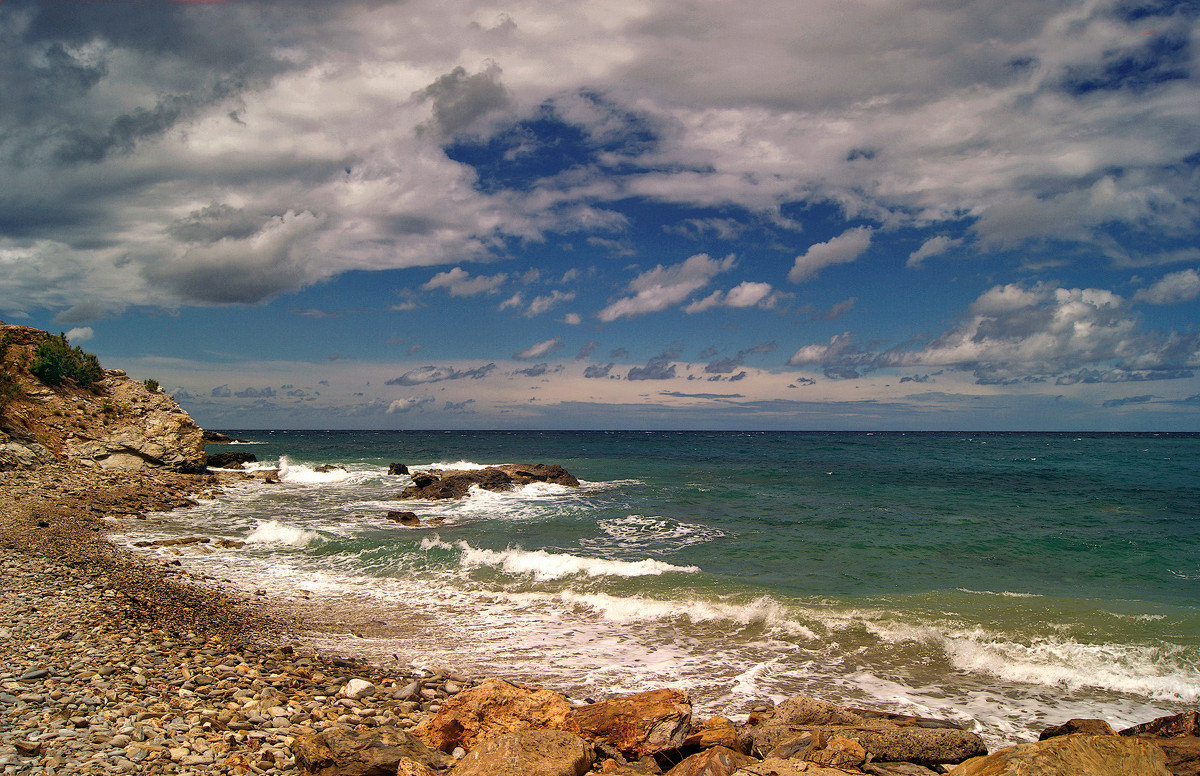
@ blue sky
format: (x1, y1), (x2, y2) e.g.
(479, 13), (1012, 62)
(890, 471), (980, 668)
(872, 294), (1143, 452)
(2, 0), (1199, 430)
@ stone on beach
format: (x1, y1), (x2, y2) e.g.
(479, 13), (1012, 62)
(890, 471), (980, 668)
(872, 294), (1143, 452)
(666, 745), (757, 776)
(574, 687), (693, 759)
(449, 729), (594, 776)
(413, 678), (581, 753)
(292, 725), (451, 776)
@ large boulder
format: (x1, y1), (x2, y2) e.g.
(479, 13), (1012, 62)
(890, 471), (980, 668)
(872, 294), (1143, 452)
(666, 745), (756, 776)
(575, 688), (692, 760)
(947, 733), (1171, 776)
(449, 729), (593, 776)
(1124, 713), (1200, 739)
(684, 717), (743, 753)
(1040, 718), (1117, 739)
(292, 725), (451, 776)
(414, 678), (580, 753)
(399, 463), (580, 500)
(744, 695), (985, 767)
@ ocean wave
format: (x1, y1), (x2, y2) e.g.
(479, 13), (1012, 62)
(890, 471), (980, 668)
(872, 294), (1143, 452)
(583, 514), (727, 552)
(245, 520), (323, 547)
(554, 591), (817, 638)
(277, 456), (353, 484)
(457, 543), (700, 580)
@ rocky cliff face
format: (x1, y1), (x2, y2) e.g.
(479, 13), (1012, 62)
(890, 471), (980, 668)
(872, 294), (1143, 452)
(0, 322), (205, 472)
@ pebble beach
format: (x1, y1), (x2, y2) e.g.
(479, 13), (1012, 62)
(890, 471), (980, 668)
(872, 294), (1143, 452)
(0, 465), (473, 776)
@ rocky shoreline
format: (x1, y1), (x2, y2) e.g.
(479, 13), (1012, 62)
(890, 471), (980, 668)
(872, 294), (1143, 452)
(0, 465), (479, 776)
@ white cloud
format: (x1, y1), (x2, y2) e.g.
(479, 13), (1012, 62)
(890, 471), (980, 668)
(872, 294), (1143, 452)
(684, 281), (780, 313)
(387, 397), (434, 414)
(65, 327), (94, 344)
(907, 236), (963, 269)
(423, 267), (508, 297)
(562, 312), (582, 325)
(526, 290), (575, 317)
(598, 253), (736, 321)
(513, 337), (563, 360)
(789, 228), (873, 284)
(1134, 269), (1200, 305)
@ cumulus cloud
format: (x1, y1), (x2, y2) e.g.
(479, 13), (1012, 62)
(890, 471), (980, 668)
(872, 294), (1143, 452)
(705, 341), (776, 373)
(789, 227), (873, 284)
(1134, 269), (1200, 305)
(386, 363), (497, 386)
(513, 337), (563, 360)
(790, 282), (1200, 384)
(513, 362), (564, 377)
(387, 396), (435, 414)
(65, 326), (93, 344)
(415, 64), (512, 139)
(235, 386), (276, 399)
(598, 254), (736, 322)
(424, 268), (508, 297)
(684, 281), (782, 313)
(211, 384), (232, 398)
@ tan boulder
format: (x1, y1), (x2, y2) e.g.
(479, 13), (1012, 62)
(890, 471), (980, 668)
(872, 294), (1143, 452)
(575, 688), (693, 759)
(806, 734), (867, 769)
(1123, 712), (1200, 739)
(947, 733), (1171, 776)
(292, 725), (450, 776)
(413, 678), (579, 753)
(665, 746), (757, 776)
(449, 729), (594, 776)
(732, 758), (854, 776)
(684, 717), (743, 753)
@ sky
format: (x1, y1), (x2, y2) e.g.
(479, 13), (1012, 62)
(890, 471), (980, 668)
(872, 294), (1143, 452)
(2, 0), (1199, 431)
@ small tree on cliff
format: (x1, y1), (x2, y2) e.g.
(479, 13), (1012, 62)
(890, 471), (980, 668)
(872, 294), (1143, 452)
(29, 332), (103, 388)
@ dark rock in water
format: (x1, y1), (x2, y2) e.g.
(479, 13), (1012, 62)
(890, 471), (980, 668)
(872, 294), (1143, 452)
(206, 451), (257, 469)
(399, 464), (580, 500)
(202, 430), (237, 443)
(314, 464), (346, 473)
(388, 463), (409, 475)
(386, 511), (420, 526)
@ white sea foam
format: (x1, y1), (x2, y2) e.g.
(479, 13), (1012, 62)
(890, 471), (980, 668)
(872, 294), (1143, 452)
(457, 543), (700, 580)
(584, 515), (726, 553)
(245, 520), (323, 547)
(277, 456), (353, 484)
(552, 590), (817, 638)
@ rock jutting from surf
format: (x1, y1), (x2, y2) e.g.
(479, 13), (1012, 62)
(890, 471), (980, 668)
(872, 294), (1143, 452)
(397, 463), (580, 500)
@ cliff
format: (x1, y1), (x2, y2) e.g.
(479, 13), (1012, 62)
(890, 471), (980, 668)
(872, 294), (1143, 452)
(0, 322), (205, 472)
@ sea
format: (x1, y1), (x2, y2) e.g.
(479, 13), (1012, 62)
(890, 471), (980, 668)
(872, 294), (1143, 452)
(116, 430), (1200, 748)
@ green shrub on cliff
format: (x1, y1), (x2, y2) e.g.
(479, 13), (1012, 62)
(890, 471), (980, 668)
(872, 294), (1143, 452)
(0, 333), (19, 410)
(29, 332), (103, 388)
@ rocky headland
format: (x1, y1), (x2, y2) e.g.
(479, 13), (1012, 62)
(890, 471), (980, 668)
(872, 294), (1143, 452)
(2, 321), (1197, 776)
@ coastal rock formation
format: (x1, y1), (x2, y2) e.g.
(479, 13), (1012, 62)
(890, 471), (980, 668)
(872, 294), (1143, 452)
(1121, 712), (1200, 776)
(398, 463), (580, 500)
(0, 322), (205, 472)
(946, 733), (1171, 775)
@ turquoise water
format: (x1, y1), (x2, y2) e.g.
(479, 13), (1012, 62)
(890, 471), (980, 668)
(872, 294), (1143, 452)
(123, 431), (1200, 746)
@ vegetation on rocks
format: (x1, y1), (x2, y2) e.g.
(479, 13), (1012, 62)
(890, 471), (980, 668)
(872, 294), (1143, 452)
(28, 332), (103, 388)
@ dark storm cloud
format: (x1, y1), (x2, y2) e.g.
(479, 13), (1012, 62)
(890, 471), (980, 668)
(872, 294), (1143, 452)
(415, 64), (513, 138)
(169, 203), (265, 244)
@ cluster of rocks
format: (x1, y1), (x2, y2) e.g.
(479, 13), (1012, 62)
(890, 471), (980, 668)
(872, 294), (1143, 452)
(284, 679), (1200, 776)
(396, 463), (580, 500)
(0, 550), (486, 776)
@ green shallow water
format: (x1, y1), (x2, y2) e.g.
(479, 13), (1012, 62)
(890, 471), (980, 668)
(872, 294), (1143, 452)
(126, 430), (1200, 747)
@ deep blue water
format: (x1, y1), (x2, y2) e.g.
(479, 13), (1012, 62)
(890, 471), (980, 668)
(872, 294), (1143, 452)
(121, 431), (1200, 746)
